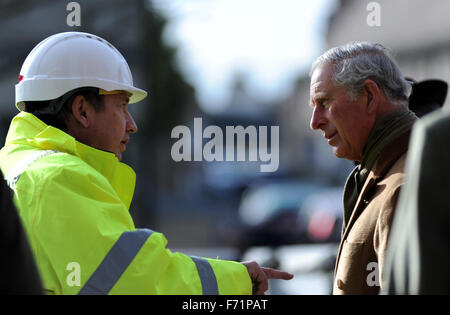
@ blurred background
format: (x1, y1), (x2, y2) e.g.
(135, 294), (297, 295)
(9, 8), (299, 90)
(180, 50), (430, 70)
(1, 0), (450, 294)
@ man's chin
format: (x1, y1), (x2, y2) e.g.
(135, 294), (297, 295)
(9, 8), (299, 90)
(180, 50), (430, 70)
(332, 147), (346, 159)
(333, 147), (360, 162)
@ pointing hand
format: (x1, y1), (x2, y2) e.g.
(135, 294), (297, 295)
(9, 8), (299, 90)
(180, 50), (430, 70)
(242, 261), (294, 295)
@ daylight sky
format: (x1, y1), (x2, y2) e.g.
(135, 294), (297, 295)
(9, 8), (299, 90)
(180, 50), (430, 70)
(151, 0), (337, 113)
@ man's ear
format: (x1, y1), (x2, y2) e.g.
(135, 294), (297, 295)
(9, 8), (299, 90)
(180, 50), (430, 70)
(362, 79), (381, 115)
(71, 95), (91, 128)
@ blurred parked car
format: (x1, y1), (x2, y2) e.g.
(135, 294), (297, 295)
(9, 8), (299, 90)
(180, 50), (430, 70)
(236, 180), (328, 252)
(297, 187), (343, 243)
(239, 186), (344, 293)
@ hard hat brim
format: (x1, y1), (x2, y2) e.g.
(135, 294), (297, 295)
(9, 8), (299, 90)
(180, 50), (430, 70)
(16, 78), (148, 111)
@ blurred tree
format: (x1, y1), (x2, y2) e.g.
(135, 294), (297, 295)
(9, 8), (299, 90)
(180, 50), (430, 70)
(132, 1), (199, 228)
(143, 5), (196, 135)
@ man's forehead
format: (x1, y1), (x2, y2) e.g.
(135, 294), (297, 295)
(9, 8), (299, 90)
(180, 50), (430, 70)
(310, 63), (334, 93)
(99, 89), (131, 101)
(107, 92), (130, 103)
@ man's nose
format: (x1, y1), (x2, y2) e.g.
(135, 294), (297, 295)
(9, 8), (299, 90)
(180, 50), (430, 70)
(310, 106), (327, 130)
(126, 111), (138, 134)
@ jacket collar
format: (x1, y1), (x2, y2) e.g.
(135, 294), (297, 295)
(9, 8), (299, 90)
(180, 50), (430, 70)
(334, 129), (411, 279)
(342, 129), (411, 240)
(4, 112), (136, 208)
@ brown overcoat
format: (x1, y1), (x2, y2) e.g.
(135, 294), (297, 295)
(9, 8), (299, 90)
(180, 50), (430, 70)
(333, 131), (410, 294)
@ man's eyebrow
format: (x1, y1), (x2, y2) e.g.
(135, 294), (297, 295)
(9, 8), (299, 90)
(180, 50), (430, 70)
(309, 95), (326, 108)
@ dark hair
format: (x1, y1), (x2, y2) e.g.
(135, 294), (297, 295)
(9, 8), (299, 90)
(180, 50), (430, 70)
(24, 87), (105, 131)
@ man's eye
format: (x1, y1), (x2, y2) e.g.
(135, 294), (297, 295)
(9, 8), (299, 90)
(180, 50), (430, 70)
(317, 99), (326, 107)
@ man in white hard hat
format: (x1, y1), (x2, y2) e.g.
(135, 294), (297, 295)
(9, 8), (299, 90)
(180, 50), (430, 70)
(0, 32), (292, 295)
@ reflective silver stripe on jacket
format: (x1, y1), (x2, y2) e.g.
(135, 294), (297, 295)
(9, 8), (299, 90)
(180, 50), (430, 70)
(78, 228), (219, 295)
(4, 150), (59, 190)
(78, 229), (154, 295)
(190, 256), (219, 295)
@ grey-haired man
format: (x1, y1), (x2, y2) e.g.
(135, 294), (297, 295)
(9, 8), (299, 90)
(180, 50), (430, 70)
(309, 42), (417, 294)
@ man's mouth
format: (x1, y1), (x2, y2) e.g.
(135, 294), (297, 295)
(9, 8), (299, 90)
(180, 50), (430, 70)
(120, 138), (129, 152)
(325, 132), (337, 144)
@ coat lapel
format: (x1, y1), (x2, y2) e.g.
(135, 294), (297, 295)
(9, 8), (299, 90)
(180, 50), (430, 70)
(334, 130), (411, 275)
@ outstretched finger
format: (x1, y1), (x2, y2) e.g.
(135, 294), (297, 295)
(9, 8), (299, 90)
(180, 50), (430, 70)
(261, 267), (294, 280)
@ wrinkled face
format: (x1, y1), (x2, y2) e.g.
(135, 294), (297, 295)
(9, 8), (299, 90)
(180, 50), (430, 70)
(89, 93), (138, 161)
(309, 63), (373, 162)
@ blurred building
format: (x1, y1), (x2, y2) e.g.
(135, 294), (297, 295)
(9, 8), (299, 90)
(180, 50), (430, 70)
(157, 72), (282, 249)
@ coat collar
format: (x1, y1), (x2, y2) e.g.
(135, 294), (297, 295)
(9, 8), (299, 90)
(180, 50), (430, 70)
(341, 129), (411, 241)
(2, 112), (136, 209)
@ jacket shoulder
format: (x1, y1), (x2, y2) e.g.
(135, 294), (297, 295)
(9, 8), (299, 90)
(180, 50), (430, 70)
(29, 151), (97, 174)
(15, 150), (106, 191)
(377, 152), (408, 194)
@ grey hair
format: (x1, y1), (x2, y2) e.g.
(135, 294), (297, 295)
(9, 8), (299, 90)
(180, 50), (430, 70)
(310, 41), (412, 106)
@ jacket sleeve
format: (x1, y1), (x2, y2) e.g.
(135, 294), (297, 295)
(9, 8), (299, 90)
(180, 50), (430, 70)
(15, 159), (252, 295)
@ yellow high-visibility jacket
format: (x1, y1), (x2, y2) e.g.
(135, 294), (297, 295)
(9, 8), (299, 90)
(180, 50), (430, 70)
(0, 112), (252, 295)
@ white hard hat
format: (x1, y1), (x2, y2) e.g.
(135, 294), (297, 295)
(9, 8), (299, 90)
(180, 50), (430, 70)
(16, 31), (148, 111)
